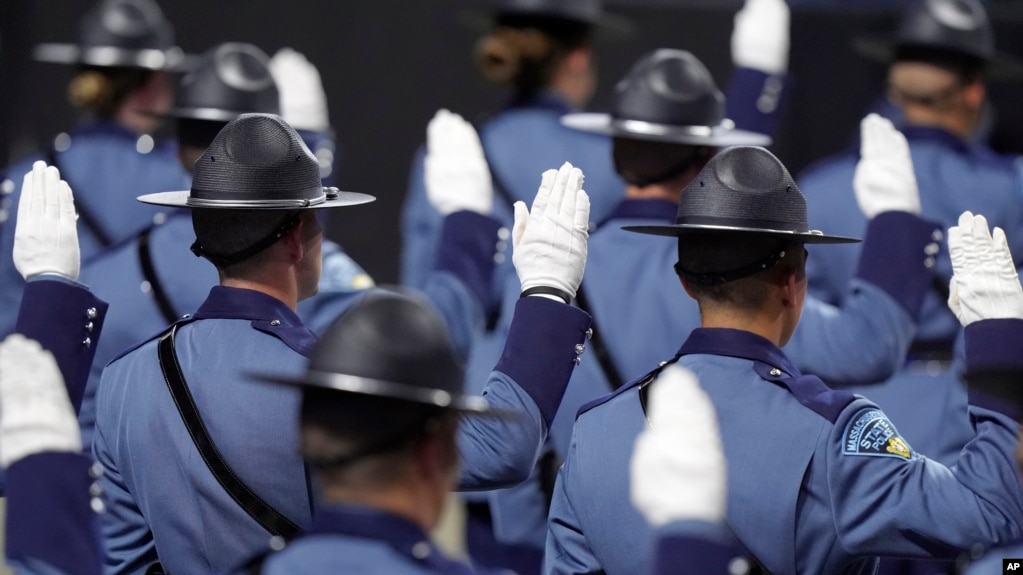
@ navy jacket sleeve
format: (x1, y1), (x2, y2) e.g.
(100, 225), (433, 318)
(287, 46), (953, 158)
(15, 277), (107, 414)
(725, 67), (790, 139)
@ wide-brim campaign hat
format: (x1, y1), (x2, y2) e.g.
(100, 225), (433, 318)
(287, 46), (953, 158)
(562, 49), (771, 147)
(459, 0), (633, 38)
(138, 113), (373, 209)
(854, 0), (1023, 81)
(34, 0), (195, 72)
(164, 43), (279, 122)
(624, 146), (859, 244)
(254, 290), (505, 417)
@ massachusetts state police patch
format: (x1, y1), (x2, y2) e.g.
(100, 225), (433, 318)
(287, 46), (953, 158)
(842, 408), (915, 460)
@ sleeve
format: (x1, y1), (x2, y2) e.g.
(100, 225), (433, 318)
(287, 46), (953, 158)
(420, 211), (502, 360)
(544, 432), (606, 575)
(724, 67), (791, 139)
(15, 277), (108, 414)
(5, 452), (102, 575)
(0, 179), (26, 339)
(652, 521), (748, 575)
(399, 146), (445, 289)
(456, 297), (591, 490)
(92, 378), (160, 575)
(829, 398), (1023, 559)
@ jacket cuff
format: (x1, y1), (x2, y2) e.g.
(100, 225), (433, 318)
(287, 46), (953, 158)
(435, 211), (502, 315)
(856, 212), (943, 320)
(494, 297), (591, 425)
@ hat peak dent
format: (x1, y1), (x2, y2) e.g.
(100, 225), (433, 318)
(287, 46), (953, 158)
(925, 0), (986, 32)
(215, 114), (313, 168)
(213, 43), (275, 92)
(83, 0), (174, 50)
(612, 48), (724, 127)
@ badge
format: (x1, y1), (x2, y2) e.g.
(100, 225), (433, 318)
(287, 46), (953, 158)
(842, 408), (915, 460)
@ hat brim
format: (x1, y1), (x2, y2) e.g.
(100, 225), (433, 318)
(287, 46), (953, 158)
(456, 8), (634, 40)
(562, 113), (772, 147)
(251, 370), (513, 418)
(34, 43), (198, 72)
(136, 189), (376, 209)
(852, 36), (1023, 82)
(622, 223), (861, 244)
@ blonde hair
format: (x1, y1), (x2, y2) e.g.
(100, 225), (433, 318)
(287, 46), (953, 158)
(476, 26), (553, 86)
(67, 67), (152, 117)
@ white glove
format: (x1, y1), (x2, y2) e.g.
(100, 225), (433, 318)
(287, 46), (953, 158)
(853, 114), (921, 219)
(512, 162), (589, 300)
(14, 161), (80, 281)
(630, 366), (727, 526)
(731, 0), (790, 75)
(424, 109), (493, 216)
(0, 334), (82, 468)
(947, 210), (1023, 326)
(269, 48), (330, 132)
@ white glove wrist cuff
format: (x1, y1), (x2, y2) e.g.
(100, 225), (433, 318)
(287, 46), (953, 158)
(520, 286), (571, 304)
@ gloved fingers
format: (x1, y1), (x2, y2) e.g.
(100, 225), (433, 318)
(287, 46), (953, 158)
(947, 211), (971, 272)
(547, 162), (575, 222)
(647, 365), (717, 432)
(426, 109), (448, 152)
(25, 161), (49, 221)
(558, 165), (584, 230)
(58, 179), (76, 221)
(512, 201), (529, 248)
(947, 277), (961, 320)
(573, 188), (591, 236)
(530, 168), (557, 217)
(43, 165), (61, 220)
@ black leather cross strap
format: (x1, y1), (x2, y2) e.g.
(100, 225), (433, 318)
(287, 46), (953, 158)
(157, 326), (303, 540)
(574, 283), (626, 391)
(138, 227), (180, 326)
(44, 145), (114, 248)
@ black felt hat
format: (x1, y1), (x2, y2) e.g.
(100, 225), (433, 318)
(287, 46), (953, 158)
(854, 0), (1023, 80)
(562, 49), (770, 147)
(137, 114), (373, 209)
(34, 0), (193, 71)
(255, 290), (502, 416)
(166, 43), (279, 122)
(624, 146), (859, 244)
(461, 0), (632, 37)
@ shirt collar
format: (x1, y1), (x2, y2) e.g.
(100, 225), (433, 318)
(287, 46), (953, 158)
(505, 89), (576, 115)
(677, 328), (799, 376)
(193, 286), (316, 356)
(310, 504), (474, 574)
(597, 199), (678, 229)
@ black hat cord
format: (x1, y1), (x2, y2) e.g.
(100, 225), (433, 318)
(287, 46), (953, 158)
(190, 213), (302, 268)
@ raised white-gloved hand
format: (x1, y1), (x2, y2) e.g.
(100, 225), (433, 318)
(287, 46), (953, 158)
(512, 162), (589, 301)
(853, 113), (921, 219)
(947, 210), (1023, 326)
(731, 0), (790, 75)
(630, 366), (726, 526)
(14, 160), (80, 281)
(424, 109), (493, 216)
(269, 48), (330, 132)
(0, 334), (82, 468)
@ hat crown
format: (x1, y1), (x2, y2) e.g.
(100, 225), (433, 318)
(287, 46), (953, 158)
(494, 0), (603, 23)
(79, 0), (174, 52)
(309, 292), (465, 399)
(897, 0), (994, 60)
(190, 114), (323, 205)
(678, 146), (809, 232)
(178, 43), (279, 116)
(612, 49), (724, 129)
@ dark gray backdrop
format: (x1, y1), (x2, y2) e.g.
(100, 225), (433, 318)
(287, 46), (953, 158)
(2, 0), (1022, 283)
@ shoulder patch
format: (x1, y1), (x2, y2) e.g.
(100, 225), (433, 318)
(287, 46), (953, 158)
(842, 408), (916, 460)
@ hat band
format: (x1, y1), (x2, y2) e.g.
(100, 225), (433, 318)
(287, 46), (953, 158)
(674, 247), (789, 286)
(610, 118), (725, 139)
(675, 214), (807, 233)
(187, 185), (328, 208)
(299, 369), (487, 412)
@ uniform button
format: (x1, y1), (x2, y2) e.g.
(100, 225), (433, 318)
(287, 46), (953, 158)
(270, 319), (281, 326)
(585, 328), (593, 340)
(769, 368), (782, 376)
(182, 313), (191, 319)
(575, 343), (586, 354)
(91, 497), (105, 514)
(924, 242), (940, 256)
(497, 227), (510, 241)
(83, 337), (92, 348)
(659, 361), (668, 367)
(85, 321), (94, 332)
(494, 252), (506, 264)
(86, 307), (98, 319)
(153, 212), (167, 225)
(924, 257), (935, 269)
(135, 134), (155, 154)
(931, 229), (944, 242)
(728, 556), (752, 575)
(89, 482), (103, 497)
(54, 132), (72, 152)
(573, 356), (582, 365)
(140, 281), (152, 294)
(411, 541), (431, 559)
(269, 536), (287, 551)
(0, 179), (14, 195)
(89, 462), (104, 479)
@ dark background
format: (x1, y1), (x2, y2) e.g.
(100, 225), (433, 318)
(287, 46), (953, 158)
(2, 0), (1023, 284)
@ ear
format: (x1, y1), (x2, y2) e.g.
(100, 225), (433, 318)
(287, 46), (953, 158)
(679, 276), (698, 300)
(564, 45), (592, 75)
(778, 268), (798, 309)
(282, 217), (307, 264)
(961, 80), (985, 112)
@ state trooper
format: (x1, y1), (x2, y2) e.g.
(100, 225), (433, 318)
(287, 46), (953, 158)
(0, 0), (193, 337)
(545, 145), (1023, 575)
(403, 1), (796, 571)
(93, 114), (593, 575)
(74, 43), (383, 450)
(242, 290), (527, 574)
(799, 0), (1023, 469)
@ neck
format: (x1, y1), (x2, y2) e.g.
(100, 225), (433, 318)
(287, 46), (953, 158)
(114, 102), (159, 136)
(624, 183), (682, 203)
(902, 106), (975, 140)
(699, 306), (785, 347)
(220, 273), (299, 312)
(321, 481), (440, 533)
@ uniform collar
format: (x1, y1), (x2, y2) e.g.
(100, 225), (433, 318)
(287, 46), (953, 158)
(677, 327), (799, 376)
(597, 198), (677, 229)
(310, 504), (476, 574)
(193, 286), (316, 356)
(900, 125), (970, 154)
(505, 89), (576, 115)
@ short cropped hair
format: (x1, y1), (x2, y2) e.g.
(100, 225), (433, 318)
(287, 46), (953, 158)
(676, 234), (801, 311)
(191, 207), (301, 274)
(612, 137), (714, 187)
